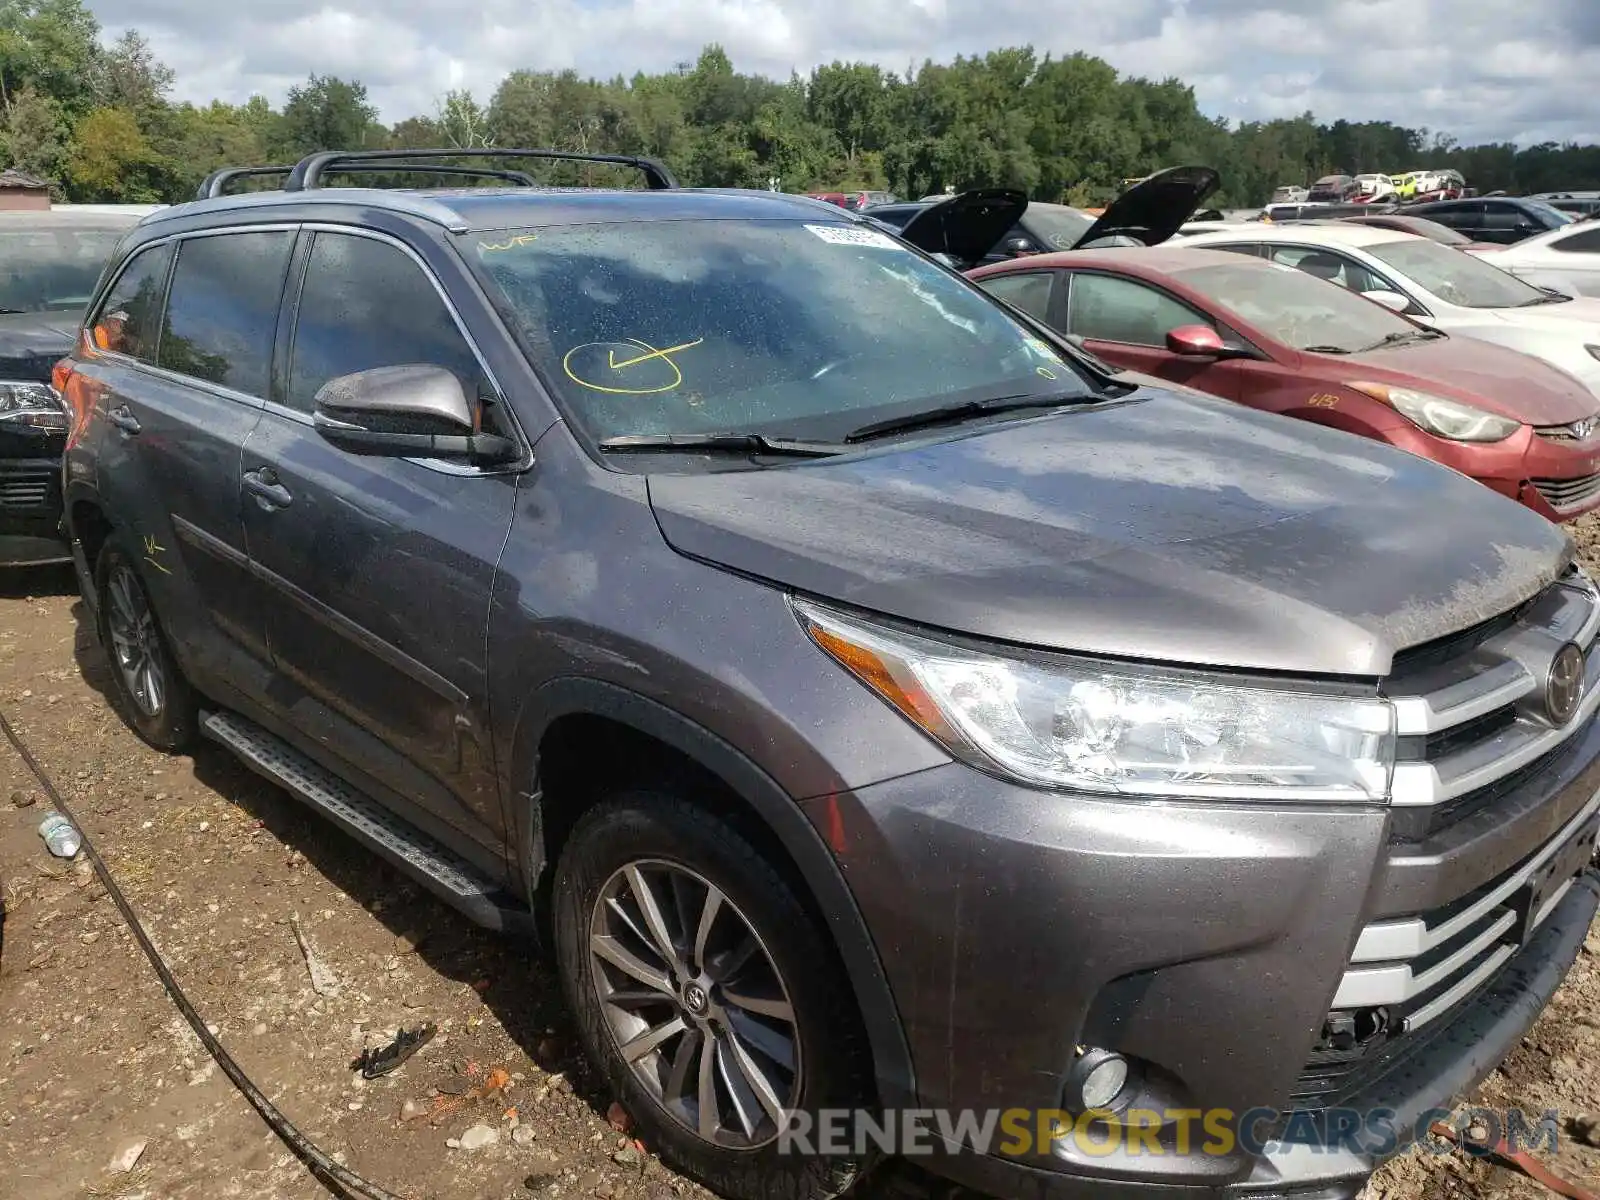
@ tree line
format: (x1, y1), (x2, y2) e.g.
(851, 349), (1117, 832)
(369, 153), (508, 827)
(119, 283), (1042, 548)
(5, 0), (1598, 209)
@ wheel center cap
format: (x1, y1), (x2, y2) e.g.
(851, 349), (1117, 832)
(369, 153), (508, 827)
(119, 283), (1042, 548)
(681, 982), (709, 1016)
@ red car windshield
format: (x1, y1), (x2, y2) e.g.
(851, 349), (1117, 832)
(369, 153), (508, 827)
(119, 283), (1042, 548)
(1172, 261), (1422, 353)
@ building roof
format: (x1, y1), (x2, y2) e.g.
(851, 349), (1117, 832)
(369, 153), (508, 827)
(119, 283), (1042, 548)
(0, 169), (50, 190)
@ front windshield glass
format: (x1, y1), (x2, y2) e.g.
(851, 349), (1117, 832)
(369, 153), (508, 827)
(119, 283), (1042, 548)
(1366, 237), (1552, 308)
(1020, 203), (1096, 250)
(463, 219), (1087, 442)
(1175, 261), (1421, 352)
(0, 224), (128, 313)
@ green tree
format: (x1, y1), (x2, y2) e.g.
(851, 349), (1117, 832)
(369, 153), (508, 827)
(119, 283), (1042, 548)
(1, 83), (64, 183)
(276, 74), (378, 157)
(0, 0), (100, 117)
(67, 106), (165, 199)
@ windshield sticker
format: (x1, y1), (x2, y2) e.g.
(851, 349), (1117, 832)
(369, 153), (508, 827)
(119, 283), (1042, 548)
(479, 233), (540, 253)
(1036, 366), (1058, 380)
(805, 224), (901, 249)
(1024, 336), (1063, 362)
(562, 337), (702, 394)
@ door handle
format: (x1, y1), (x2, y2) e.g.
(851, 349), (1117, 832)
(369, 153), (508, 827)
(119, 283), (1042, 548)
(107, 405), (141, 435)
(243, 469), (292, 510)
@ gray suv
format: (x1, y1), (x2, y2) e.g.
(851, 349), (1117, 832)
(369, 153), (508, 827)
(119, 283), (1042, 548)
(61, 149), (1600, 1200)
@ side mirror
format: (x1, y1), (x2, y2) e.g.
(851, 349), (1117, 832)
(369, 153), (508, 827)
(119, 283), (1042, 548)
(1165, 324), (1229, 357)
(312, 364), (517, 463)
(1361, 289), (1411, 313)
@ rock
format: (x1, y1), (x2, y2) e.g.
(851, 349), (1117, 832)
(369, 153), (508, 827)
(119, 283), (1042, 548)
(612, 1147), (641, 1167)
(1570, 1113), (1600, 1148)
(606, 1101), (632, 1133)
(523, 1173), (557, 1192)
(9, 788), (36, 808)
(457, 1123), (499, 1151)
(80, 931), (100, 945)
(107, 1138), (148, 1173)
(512, 1124), (537, 1145)
(400, 1098), (427, 1121)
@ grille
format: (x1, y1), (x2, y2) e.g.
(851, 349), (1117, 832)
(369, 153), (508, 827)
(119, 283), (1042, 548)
(0, 462), (56, 512)
(1533, 422), (1598, 444)
(1291, 572), (1600, 1111)
(1533, 472), (1600, 512)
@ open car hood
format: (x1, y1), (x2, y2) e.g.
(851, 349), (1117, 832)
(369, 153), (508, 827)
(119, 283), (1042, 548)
(1076, 165), (1221, 247)
(896, 189), (1028, 263)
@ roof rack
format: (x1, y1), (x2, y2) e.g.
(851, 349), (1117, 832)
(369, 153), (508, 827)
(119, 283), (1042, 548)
(283, 148), (679, 193)
(196, 160), (544, 201)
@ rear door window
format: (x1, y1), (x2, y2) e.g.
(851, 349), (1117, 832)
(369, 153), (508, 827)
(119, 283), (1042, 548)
(977, 272), (1056, 322)
(157, 231), (295, 397)
(90, 243), (173, 364)
(1265, 246), (1384, 293)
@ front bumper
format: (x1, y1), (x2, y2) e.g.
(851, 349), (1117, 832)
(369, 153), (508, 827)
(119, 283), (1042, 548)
(0, 454), (67, 566)
(814, 709), (1600, 1197)
(1379, 422), (1600, 522)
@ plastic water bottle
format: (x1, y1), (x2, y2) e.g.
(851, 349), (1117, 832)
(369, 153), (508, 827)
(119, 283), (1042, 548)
(38, 812), (81, 858)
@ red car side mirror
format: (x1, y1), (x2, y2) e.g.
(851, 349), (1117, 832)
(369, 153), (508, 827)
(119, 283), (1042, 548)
(1166, 325), (1227, 356)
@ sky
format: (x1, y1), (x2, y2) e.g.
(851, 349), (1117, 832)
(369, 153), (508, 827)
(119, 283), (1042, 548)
(87, 0), (1600, 147)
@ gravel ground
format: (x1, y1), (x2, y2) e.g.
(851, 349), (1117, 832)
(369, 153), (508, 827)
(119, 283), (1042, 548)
(2, 520), (1600, 1200)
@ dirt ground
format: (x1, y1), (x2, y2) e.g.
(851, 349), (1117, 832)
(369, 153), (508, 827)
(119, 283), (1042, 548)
(3, 523), (1600, 1200)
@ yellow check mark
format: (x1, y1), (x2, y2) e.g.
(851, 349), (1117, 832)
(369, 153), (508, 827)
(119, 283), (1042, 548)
(607, 338), (703, 371)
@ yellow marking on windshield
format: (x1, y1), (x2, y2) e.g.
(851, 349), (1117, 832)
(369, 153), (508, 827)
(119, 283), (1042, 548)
(1036, 366), (1058, 379)
(607, 338), (704, 371)
(478, 233), (540, 252)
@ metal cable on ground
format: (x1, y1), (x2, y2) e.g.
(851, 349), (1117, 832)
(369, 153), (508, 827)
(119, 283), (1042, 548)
(0, 707), (410, 1200)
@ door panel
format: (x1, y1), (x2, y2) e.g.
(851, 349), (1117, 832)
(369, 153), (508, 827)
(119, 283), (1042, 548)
(240, 228), (519, 862)
(80, 236), (277, 694)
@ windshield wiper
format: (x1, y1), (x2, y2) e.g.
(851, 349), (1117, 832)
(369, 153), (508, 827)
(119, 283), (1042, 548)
(845, 392), (1086, 443)
(1518, 292), (1569, 306)
(1302, 344), (1354, 354)
(1357, 329), (1444, 351)
(596, 432), (846, 457)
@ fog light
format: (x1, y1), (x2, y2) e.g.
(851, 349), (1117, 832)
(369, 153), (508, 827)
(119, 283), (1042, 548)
(1065, 1047), (1132, 1112)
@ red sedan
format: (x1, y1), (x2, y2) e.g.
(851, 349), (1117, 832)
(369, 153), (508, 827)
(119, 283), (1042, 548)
(968, 247), (1600, 522)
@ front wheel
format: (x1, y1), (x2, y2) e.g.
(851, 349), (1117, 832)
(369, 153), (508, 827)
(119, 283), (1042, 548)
(96, 542), (196, 751)
(555, 790), (872, 1200)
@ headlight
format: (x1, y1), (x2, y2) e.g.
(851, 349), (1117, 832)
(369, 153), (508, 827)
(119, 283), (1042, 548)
(795, 600), (1395, 802)
(1349, 382), (1520, 442)
(0, 380), (67, 431)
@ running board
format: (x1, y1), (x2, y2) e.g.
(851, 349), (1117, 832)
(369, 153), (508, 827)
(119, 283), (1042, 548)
(201, 709), (534, 935)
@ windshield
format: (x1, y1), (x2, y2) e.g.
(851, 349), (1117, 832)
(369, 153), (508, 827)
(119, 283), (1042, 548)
(0, 225), (127, 313)
(1366, 237), (1552, 309)
(1019, 204), (1096, 250)
(1526, 201), (1576, 227)
(1175, 261), (1421, 353)
(463, 219), (1087, 444)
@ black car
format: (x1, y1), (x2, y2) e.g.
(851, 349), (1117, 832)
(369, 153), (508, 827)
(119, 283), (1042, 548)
(0, 208), (144, 567)
(863, 165), (1219, 267)
(1405, 196), (1577, 244)
(1306, 174), (1359, 203)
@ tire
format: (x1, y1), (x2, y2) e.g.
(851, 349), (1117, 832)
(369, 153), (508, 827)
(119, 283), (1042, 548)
(95, 542), (196, 752)
(555, 790), (872, 1200)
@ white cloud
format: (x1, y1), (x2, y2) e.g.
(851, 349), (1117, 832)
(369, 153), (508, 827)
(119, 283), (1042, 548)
(88, 0), (1600, 145)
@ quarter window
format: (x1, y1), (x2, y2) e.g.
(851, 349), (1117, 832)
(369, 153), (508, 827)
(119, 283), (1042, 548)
(1067, 274), (1210, 347)
(1553, 227), (1600, 253)
(90, 243), (172, 363)
(158, 231), (294, 396)
(287, 232), (487, 415)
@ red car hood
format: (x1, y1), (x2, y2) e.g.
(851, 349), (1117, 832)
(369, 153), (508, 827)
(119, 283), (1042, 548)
(1336, 336), (1597, 424)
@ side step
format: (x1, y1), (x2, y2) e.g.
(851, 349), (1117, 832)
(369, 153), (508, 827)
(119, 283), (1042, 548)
(201, 710), (534, 935)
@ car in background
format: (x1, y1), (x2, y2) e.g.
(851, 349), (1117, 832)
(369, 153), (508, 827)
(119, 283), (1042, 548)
(1307, 174), (1359, 203)
(0, 207), (143, 568)
(1531, 192), (1600, 220)
(1469, 220), (1600, 297)
(1334, 212), (1484, 247)
(803, 191), (850, 208)
(1405, 197), (1574, 244)
(843, 190), (894, 210)
(969, 246), (1600, 521)
(1269, 184), (1308, 204)
(1354, 173), (1397, 201)
(864, 164), (1219, 266)
(1178, 223), (1600, 401)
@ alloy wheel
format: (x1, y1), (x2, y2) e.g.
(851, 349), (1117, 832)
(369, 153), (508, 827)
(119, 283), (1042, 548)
(105, 561), (164, 718)
(588, 859), (800, 1149)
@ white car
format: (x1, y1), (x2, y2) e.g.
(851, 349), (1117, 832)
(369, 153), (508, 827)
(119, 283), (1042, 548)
(1354, 173), (1396, 199)
(1470, 221), (1600, 298)
(1177, 223), (1600, 398)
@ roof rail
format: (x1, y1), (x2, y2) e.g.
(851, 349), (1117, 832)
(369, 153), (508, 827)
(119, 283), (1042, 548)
(196, 160), (543, 201)
(283, 147), (679, 192)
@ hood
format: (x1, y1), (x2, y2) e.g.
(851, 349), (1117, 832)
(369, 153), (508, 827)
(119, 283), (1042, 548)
(648, 393), (1570, 677)
(896, 189), (1028, 264)
(1075, 165), (1221, 247)
(0, 311), (77, 379)
(1344, 336), (1599, 423)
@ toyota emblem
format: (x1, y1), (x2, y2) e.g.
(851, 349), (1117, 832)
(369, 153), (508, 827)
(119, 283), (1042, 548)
(1546, 642), (1585, 725)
